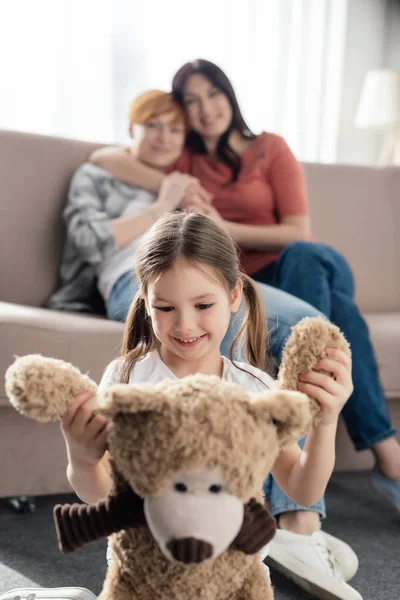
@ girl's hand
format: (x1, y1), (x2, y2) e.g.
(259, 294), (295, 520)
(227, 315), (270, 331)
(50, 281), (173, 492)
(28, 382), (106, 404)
(60, 392), (110, 467)
(298, 349), (353, 426)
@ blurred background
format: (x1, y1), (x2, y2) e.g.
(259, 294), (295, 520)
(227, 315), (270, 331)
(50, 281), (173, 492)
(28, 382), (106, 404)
(0, 0), (399, 165)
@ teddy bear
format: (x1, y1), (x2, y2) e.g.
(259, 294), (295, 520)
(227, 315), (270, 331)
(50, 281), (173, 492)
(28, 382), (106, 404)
(5, 316), (350, 600)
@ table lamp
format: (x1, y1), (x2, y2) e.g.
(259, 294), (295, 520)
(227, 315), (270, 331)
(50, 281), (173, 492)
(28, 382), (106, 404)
(355, 69), (400, 166)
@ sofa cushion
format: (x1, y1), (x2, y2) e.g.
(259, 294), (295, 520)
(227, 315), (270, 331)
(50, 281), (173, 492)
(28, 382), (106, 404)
(0, 302), (124, 406)
(0, 130), (102, 307)
(305, 163), (400, 313)
(364, 313), (400, 398)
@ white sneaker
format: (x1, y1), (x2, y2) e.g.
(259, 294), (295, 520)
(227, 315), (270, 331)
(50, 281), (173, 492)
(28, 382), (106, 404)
(266, 529), (363, 600)
(319, 531), (359, 582)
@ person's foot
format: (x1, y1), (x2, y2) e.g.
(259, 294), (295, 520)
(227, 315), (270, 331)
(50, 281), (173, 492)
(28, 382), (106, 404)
(370, 467), (400, 513)
(266, 529), (363, 600)
(318, 531), (359, 582)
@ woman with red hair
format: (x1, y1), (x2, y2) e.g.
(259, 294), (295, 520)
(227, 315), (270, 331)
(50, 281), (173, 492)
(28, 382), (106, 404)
(48, 90), (207, 318)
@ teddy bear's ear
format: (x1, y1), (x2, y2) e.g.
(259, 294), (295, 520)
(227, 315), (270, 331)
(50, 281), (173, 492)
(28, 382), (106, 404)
(250, 390), (312, 448)
(97, 383), (171, 418)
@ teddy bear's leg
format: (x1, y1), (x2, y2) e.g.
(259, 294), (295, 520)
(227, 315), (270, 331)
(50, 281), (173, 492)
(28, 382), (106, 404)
(234, 563), (274, 600)
(97, 562), (141, 600)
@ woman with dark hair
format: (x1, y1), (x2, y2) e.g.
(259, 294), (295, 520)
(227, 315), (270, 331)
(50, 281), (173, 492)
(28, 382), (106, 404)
(172, 60), (256, 180)
(91, 59), (395, 600)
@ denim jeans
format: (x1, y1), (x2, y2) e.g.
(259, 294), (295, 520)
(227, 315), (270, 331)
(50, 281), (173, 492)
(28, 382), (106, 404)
(256, 241), (397, 452)
(106, 270), (326, 518)
(106, 272), (140, 321)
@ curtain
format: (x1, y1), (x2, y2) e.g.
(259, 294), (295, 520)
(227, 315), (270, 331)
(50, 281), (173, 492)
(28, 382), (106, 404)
(0, 0), (348, 162)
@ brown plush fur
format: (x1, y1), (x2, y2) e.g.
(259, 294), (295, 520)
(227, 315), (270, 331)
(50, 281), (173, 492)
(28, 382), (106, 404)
(100, 378), (310, 500)
(5, 354), (97, 422)
(96, 379), (310, 599)
(5, 358), (307, 599)
(278, 316), (351, 426)
(4, 317), (350, 600)
(102, 529), (273, 600)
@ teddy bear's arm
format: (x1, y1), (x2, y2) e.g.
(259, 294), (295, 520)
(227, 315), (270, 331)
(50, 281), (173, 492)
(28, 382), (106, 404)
(233, 498), (277, 554)
(53, 487), (146, 553)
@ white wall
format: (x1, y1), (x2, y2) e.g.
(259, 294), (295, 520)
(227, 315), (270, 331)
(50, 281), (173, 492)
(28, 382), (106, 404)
(336, 0), (388, 165)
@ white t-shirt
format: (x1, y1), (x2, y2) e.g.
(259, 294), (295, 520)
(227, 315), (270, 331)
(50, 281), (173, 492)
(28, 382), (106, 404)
(100, 350), (273, 571)
(99, 349), (275, 392)
(96, 189), (155, 300)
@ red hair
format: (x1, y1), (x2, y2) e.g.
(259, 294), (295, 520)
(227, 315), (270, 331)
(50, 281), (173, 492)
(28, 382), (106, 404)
(128, 90), (187, 137)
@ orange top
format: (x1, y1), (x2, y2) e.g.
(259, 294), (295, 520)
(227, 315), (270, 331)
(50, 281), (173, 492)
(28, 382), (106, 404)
(173, 133), (309, 275)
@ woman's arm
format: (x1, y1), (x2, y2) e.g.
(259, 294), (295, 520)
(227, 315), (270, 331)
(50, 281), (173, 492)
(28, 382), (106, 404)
(109, 173), (199, 248)
(200, 206), (310, 251)
(224, 214), (311, 251)
(66, 164), (198, 256)
(90, 146), (164, 192)
(109, 205), (163, 249)
(90, 146), (213, 206)
(200, 135), (311, 251)
(64, 165), (119, 267)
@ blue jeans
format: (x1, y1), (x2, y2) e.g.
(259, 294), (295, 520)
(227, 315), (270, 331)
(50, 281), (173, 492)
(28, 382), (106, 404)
(106, 272), (140, 321)
(107, 270), (326, 518)
(256, 241), (397, 452)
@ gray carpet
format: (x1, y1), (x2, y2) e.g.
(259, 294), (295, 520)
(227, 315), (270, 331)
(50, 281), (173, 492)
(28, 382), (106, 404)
(0, 472), (399, 599)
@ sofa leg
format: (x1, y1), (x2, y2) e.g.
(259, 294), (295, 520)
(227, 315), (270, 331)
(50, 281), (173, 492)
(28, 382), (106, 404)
(8, 496), (36, 513)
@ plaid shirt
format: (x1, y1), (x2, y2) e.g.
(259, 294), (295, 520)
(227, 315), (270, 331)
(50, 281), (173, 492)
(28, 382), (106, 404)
(47, 163), (151, 313)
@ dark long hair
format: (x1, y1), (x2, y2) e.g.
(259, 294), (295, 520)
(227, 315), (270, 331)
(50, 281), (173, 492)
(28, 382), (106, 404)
(172, 59), (256, 182)
(119, 212), (268, 383)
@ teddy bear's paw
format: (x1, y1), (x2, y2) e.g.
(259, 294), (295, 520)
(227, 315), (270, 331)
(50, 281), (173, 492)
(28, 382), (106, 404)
(278, 317), (350, 422)
(5, 354), (97, 422)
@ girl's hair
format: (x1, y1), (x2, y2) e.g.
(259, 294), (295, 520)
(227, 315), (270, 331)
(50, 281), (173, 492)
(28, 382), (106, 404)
(119, 211), (268, 383)
(172, 59), (256, 182)
(128, 89), (187, 137)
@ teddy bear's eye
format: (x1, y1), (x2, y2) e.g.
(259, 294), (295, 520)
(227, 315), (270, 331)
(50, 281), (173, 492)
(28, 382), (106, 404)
(174, 482), (188, 493)
(272, 418), (282, 427)
(209, 484), (222, 494)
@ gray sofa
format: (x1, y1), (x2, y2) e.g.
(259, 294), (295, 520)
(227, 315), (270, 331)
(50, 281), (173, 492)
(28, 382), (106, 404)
(1, 129), (399, 499)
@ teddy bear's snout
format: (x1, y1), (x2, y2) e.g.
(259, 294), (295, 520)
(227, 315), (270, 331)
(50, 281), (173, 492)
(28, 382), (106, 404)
(144, 468), (245, 563)
(166, 537), (213, 564)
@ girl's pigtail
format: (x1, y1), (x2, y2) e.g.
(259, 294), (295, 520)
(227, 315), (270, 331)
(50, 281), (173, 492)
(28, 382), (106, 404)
(231, 274), (269, 372)
(119, 291), (157, 383)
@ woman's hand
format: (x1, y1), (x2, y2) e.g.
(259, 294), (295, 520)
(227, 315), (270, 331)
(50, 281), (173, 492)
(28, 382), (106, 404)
(180, 180), (212, 213)
(203, 204), (229, 231)
(298, 349), (353, 426)
(155, 172), (212, 214)
(61, 392), (110, 467)
(184, 201), (227, 229)
(154, 172), (199, 214)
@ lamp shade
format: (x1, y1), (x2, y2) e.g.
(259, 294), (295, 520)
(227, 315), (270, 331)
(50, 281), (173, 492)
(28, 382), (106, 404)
(355, 69), (400, 131)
